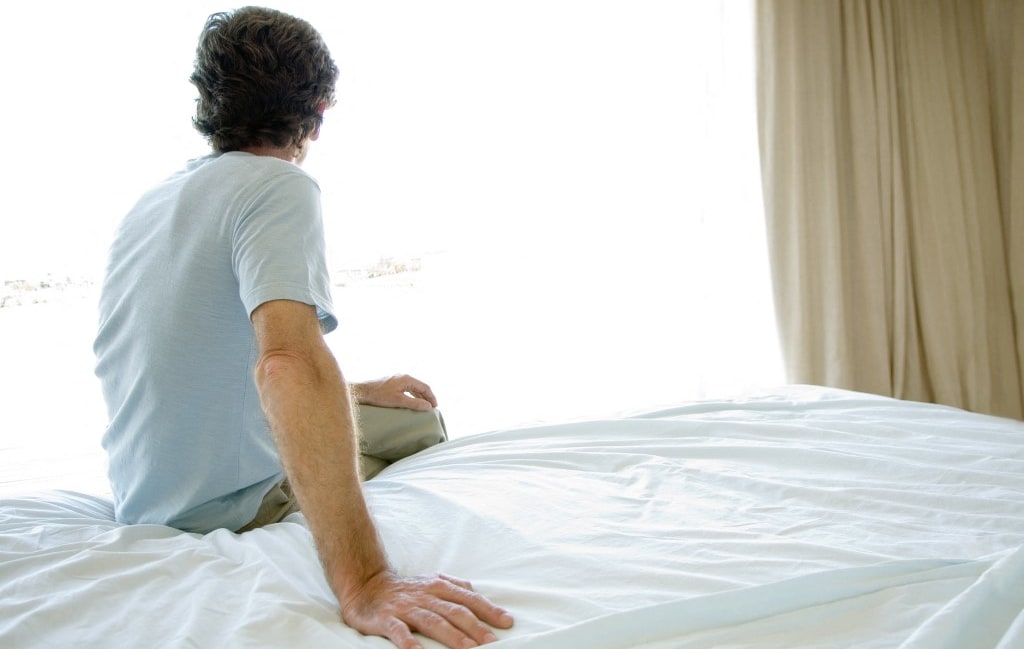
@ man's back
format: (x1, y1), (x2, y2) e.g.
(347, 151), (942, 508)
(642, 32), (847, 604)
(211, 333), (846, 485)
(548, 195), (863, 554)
(90, 8), (514, 645)
(94, 151), (335, 533)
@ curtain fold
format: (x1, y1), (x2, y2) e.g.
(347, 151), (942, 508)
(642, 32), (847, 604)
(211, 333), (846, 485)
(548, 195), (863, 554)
(756, 0), (1023, 419)
(988, 0), (1024, 419)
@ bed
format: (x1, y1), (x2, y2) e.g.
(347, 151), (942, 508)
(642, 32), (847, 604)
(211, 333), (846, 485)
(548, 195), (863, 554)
(3, 385), (1023, 648)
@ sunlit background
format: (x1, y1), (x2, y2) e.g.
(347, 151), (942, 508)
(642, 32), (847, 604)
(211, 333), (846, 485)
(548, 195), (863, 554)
(1, 1), (782, 493)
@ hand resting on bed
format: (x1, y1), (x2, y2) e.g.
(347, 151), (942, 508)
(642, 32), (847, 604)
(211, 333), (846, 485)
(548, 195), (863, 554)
(341, 571), (515, 649)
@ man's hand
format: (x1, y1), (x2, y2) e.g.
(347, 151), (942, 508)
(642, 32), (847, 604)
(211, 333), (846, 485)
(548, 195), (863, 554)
(352, 374), (438, 411)
(252, 302), (498, 648)
(340, 570), (514, 649)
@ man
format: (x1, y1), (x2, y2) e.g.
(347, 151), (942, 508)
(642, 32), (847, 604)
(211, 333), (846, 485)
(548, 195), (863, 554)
(93, 7), (512, 649)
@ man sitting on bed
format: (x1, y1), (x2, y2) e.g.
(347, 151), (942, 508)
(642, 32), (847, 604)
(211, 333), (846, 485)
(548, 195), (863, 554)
(92, 7), (512, 649)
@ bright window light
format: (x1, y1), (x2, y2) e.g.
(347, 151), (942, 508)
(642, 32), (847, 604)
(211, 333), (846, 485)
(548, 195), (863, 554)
(0, 1), (781, 491)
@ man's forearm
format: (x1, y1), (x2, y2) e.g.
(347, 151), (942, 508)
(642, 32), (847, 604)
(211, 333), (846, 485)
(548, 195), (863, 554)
(251, 300), (512, 648)
(254, 345), (389, 601)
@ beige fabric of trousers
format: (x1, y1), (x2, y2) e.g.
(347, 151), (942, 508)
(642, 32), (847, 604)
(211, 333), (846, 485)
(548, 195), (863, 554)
(237, 405), (448, 532)
(356, 405), (448, 480)
(236, 479), (300, 533)
(756, 0), (1024, 419)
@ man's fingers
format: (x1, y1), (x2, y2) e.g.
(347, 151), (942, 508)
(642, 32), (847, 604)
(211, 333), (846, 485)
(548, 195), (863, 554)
(398, 375), (438, 408)
(438, 573), (473, 590)
(431, 575), (515, 630)
(400, 393), (435, 411)
(430, 599), (503, 646)
(382, 617), (423, 649)
(406, 606), (482, 649)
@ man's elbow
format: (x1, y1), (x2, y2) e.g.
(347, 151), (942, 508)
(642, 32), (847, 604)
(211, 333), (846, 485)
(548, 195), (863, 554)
(255, 350), (318, 393)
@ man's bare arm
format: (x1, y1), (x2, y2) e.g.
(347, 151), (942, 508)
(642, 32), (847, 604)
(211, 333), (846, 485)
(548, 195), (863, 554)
(251, 299), (513, 649)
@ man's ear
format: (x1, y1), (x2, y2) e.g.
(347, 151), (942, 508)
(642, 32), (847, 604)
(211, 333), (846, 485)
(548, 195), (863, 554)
(311, 102), (328, 141)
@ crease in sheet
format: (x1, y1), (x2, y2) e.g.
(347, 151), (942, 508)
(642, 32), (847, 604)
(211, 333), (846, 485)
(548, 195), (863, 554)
(898, 544), (1024, 649)
(490, 559), (988, 649)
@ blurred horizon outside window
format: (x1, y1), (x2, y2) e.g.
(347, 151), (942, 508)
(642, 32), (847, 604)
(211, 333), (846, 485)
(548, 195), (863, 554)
(0, 1), (781, 491)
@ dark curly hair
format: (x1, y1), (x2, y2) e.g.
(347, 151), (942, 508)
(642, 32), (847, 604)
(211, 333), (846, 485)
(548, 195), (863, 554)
(190, 6), (339, 153)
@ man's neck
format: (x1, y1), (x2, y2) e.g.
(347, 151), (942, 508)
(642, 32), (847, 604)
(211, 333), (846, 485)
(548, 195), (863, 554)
(237, 145), (297, 163)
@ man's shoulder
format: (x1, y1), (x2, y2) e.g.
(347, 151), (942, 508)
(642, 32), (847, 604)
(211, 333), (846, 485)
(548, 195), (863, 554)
(161, 152), (317, 202)
(218, 153), (322, 196)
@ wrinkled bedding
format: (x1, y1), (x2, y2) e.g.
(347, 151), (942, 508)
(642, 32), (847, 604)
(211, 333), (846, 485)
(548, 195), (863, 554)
(3, 386), (1023, 648)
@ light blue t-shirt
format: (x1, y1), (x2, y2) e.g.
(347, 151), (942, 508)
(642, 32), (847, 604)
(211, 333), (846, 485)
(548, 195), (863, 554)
(94, 151), (338, 533)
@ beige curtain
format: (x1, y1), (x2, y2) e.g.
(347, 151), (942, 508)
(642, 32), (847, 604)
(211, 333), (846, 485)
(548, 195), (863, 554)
(756, 0), (1023, 419)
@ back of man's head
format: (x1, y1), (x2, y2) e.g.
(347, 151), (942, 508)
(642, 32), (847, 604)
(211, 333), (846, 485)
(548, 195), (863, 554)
(190, 6), (338, 153)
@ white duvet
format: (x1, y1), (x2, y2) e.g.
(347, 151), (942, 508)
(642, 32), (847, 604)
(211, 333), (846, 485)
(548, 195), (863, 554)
(3, 386), (1023, 648)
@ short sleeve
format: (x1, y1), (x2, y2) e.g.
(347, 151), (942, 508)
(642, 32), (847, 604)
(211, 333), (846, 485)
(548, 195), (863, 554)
(232, 170), (338, 333)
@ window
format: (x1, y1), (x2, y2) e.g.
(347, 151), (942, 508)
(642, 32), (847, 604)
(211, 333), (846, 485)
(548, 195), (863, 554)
(0, 1), (780, 486)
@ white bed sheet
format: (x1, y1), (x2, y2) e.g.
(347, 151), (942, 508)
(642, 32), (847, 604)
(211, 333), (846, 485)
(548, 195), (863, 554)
(2, 386), (1023, 648)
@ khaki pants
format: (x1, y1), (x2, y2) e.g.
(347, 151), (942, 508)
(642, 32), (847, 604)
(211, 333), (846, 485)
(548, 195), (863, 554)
(236, 479), (300, 533)
(237, 405), (447, 532)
